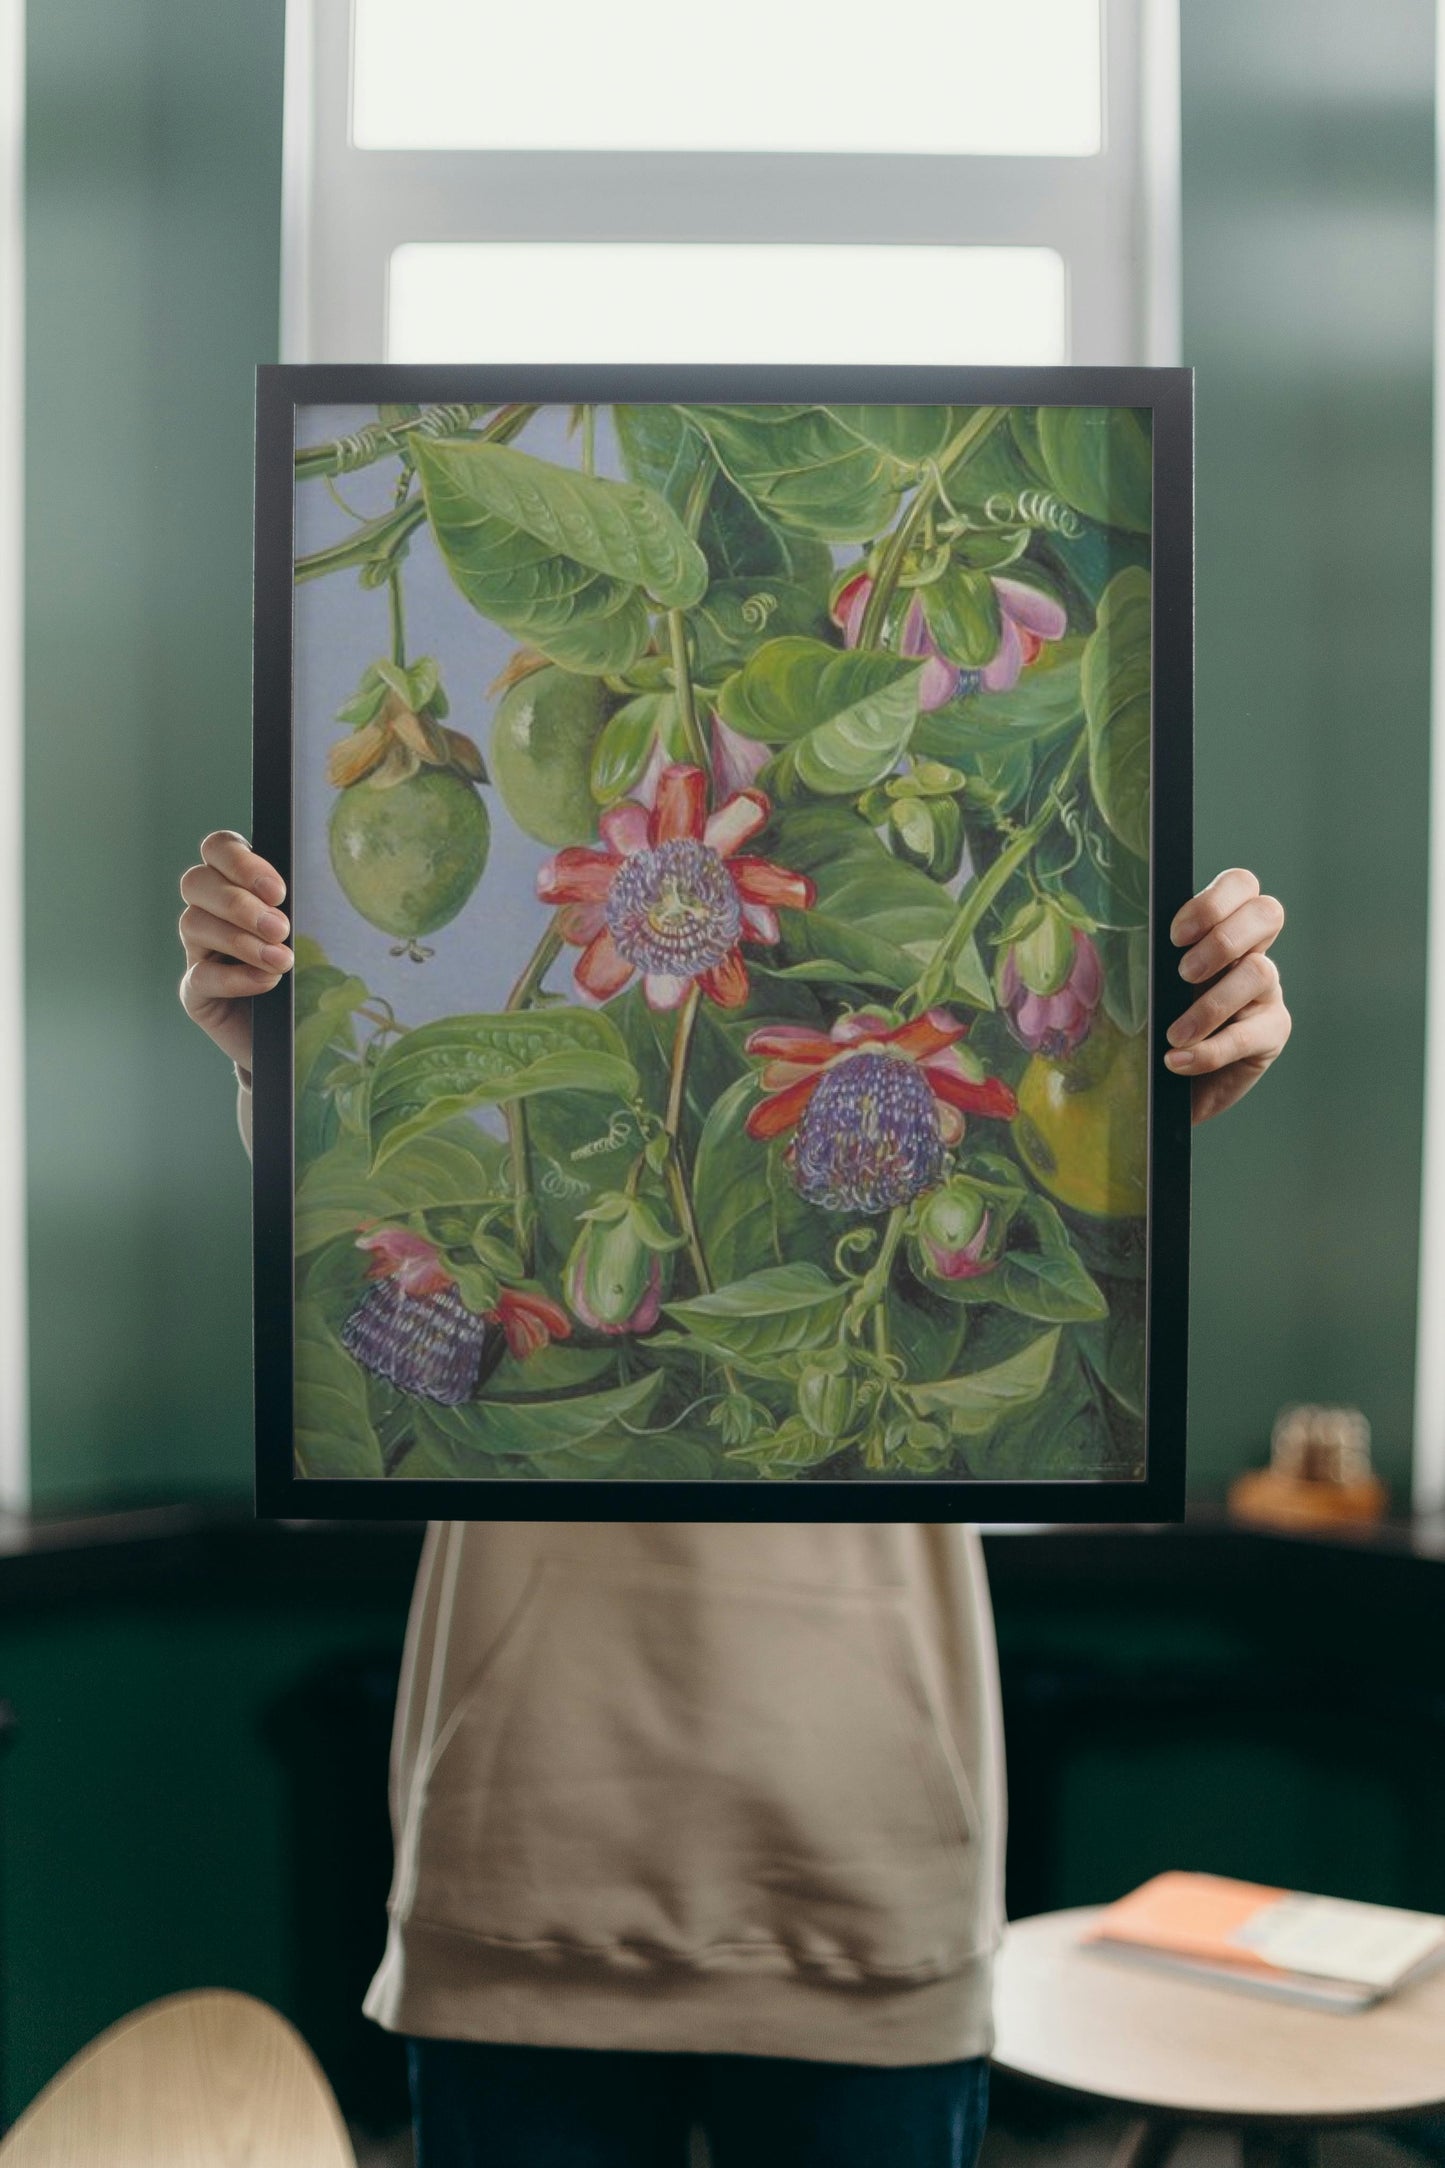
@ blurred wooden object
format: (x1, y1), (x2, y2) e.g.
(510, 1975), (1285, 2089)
(1229, 1404), (1387, 1530)
(993, 1907), (1445, 2168)
(0, 1991), (356, 2166)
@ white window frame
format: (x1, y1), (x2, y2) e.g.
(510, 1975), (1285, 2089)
(282, 0), (1180, 369)
(0, 0), (26, 1513)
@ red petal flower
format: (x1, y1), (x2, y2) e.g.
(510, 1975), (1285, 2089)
(743, 1007), (1016, 1149)
(575, 928), (634, 1001)
(729, 857), (816, 911)
(537, 848), (617, 905)
(698, 949), (750, 1008)
(493, 1286), (572, 1361)
(535, 766), (816, 1011)
(745, 1070), (825, 1140)
(652, 763), (707, 844)
(356, 1226), (454, 1298)
(703, 791), (770, 858)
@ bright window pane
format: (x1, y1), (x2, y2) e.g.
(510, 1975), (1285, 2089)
(387, 244), (1069, 364)
(354, 0), (1102, 157)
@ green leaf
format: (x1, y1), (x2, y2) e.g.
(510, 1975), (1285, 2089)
(590, 691), (677, 806)
(727, 1417), (843, 1475)
(1032, 801), (1148, 931)
(294, 1304), (384, 1478)
(1099, 925), (1151, 1037)
(765, 804), (954, 954)
(700, 481), (835, 593)
(404, 655), (443, 713)
(294, 973), (369, 1105)
(611, 402), (711, 514)
(336, 664), (389, 727)
(688, 579), (832, 675)
(292, 942), (373, 1171)
(486, 1344), (620, 1399)
(911, 641), (1084, 761)
(994, 1198), (1108, 1322)
(829, 404), (956, 463)
(906, 1329), (1061, 1438)
(951, 527), (1031, 574)
(680, 405), (919, 541)
(296, 1118), (509, 1256)
(719, 638), (922, 795)
(664, 1264), (847, 1363)
(973, 1337), (1120, 1478)
(1036, 408), (1152, 535)
(1083, 566), (1151, 861)
(407, 1371), (666, 1464)
(920, 565), (1002, 667)
(765, 910), (934, 997)
(414, 436), (707, 675)
(1080, 1275), (1147, 1418)
(367, 1010), (640, 1167)
(693, 1075), (835, 1285)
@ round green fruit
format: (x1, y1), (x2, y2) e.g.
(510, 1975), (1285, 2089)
(328, 769), (490, 946)
(1015, 1011), (1148, 1220)
(490, 667), (614, 846)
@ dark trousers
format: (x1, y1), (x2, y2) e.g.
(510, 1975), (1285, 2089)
(408, 2037), (990, 2168)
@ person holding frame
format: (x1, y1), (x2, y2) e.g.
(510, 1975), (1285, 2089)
(179, 831), (1288, 2168)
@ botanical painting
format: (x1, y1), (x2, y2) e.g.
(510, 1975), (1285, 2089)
(289, 399), (1153, 1484)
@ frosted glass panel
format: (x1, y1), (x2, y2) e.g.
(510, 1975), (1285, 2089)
(353, 0), (1102, 157)
(387, 244), (1069, 364)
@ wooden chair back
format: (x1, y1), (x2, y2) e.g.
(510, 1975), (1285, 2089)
(0, 1990), (357, 2166)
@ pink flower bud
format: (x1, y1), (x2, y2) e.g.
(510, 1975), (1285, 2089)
(1001, 927), (1104, 1058)
(916, 1181), (996, 1282)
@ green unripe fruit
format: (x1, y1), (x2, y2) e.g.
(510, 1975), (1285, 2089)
(328, 769), (490, 943)
(1016, 1010), (1149, 1220)
(490, 667), (615, 846)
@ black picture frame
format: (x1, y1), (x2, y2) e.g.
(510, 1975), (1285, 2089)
(253, 363), (1193, 1523)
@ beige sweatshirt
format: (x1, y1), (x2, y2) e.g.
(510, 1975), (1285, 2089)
(240, 1075), (1006, 2065)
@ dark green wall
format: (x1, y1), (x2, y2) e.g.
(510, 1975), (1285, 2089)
(1181, 0), (1435, 1498)
(24, 0), (286, 1510)
(22, 1), (1437, 1507)
(0, 1561), (415, 2127)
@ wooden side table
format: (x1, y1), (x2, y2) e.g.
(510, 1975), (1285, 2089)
(992, 1906), (1445, 2168)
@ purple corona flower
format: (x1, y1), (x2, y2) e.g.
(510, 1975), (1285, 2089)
(789, 1052), (947, 1214)
(1000, 926), (1104, 1058)
(341, 1273), (487, 1406)
(538, 765), (815, 1012)
(339, 1226), (569, 1402)
(832, 570), (1067, 709)
(746, 1010), (1018, 1214)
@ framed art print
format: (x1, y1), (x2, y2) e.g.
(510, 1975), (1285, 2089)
(253, 365), (1192, 1521)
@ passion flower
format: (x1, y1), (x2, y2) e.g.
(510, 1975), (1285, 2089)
(998, 905), (1103, 1058)
(833, 570), (1068, 707)
(339, 1227), (569, 1402)
(341, 1230), (487, 1405)
(744, 1009), (1018, 1215)
(538, 763), (815, 1011)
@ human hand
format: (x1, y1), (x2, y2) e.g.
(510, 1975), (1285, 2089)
(1165, 869), (1290, 1125)
(178, 831), (292, 1077)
